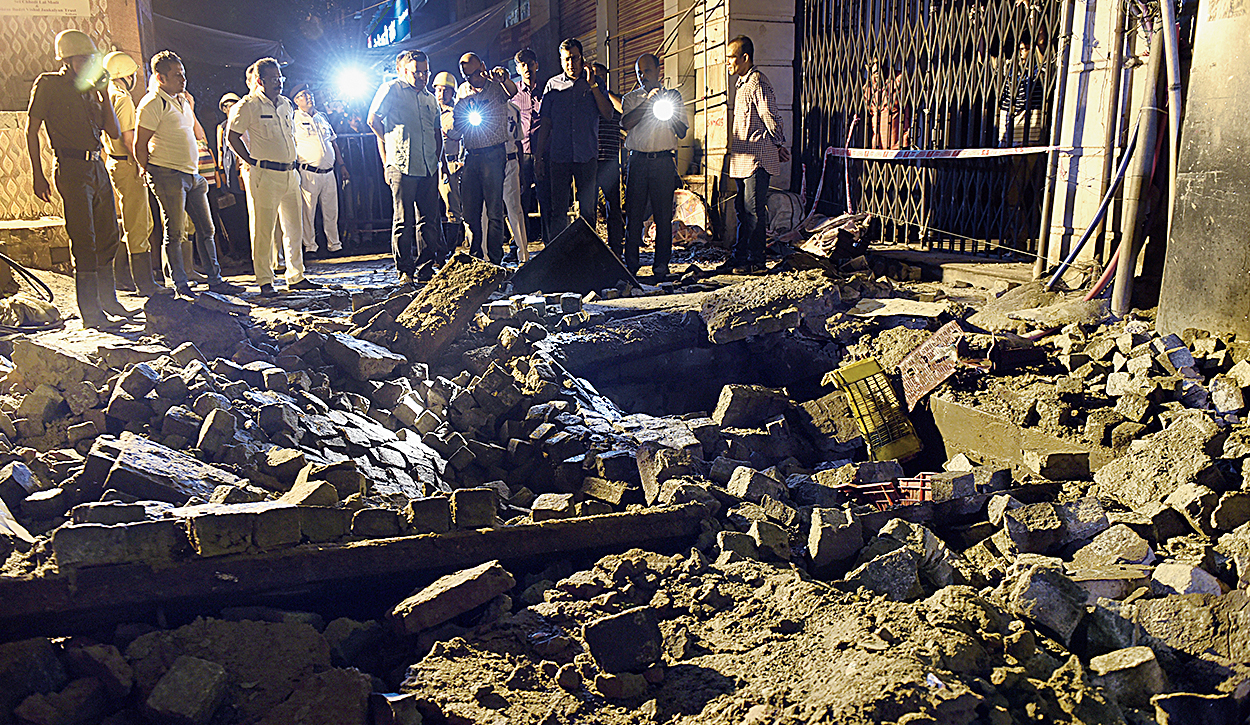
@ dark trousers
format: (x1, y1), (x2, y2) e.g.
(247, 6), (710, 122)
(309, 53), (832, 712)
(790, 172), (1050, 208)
(625, 152), (678, 274)
(54, 158), (120, 275)
(461, 144), (506, 264)
(733, 168), (770, 263)
(519, 152), (544, 244)
(549, 159), (597, 240)
(596, 154), (624, 256)
(387, 167), (444, 275)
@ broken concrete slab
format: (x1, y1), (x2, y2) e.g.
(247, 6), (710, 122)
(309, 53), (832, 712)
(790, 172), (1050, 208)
(711, 384), (790, 428)
(1071, 524), (1155, 569)
(1088, 646), (1168, 710)
(727, 466), (786, 504)
(509, 217), (639, 295)
(700, 269), (843, 344)
(1151, 561), (1223, 595)
(389, 560), (516, 634)
(1003, 503), (1065, 554)
(371, 254), (506, 363)
(143, 294), (248, 359)
(1094, 414), (1225, 509)
(0, 504), (705, 640)
(839, 547), (923, 602)
(103, 432), (244, 505)
(10, 338), (109, 390)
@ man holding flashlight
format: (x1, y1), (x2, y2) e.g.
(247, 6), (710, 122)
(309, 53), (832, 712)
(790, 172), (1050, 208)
(621, 53), (687, 281)
(448, 53), (516, 265)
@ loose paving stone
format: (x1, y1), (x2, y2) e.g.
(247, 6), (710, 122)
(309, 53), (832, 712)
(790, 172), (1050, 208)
(390, 560), (516, 634)
(582, 606), (662, 673)
(144, 655), (228, 725)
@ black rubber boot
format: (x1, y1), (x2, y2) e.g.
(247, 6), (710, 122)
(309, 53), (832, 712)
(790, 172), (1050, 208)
(113, 250), (136, 291)
(97, 262), (142, 319)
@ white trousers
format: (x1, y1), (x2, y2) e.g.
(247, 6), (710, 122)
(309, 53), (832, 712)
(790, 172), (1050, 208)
(502, 155), (528, 262)
(243, 166), (305, 287)
(299, 168), (341, 252)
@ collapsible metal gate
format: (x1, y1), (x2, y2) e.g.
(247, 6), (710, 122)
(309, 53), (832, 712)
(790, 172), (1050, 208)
(797, 0), (1061, 254)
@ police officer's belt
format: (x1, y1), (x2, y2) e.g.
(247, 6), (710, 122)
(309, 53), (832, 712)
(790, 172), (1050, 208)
(55, 149), (102, 162)
(257, 160), (298, 171)
(300, 163), (334, 174)
(629, 150), (675, 158)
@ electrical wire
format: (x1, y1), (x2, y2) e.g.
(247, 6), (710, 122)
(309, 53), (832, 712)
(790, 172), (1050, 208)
(0, 251), (64, 334)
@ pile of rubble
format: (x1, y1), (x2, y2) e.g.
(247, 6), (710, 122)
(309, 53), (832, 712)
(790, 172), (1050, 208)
(0, 253), (1246, 724)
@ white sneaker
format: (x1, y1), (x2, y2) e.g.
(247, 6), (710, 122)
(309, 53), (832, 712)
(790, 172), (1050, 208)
(327, 244), (342, 252)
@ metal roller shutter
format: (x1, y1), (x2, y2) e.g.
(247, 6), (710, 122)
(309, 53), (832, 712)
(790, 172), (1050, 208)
(559, 0), (598, 62)
(616, 0), (663, 90)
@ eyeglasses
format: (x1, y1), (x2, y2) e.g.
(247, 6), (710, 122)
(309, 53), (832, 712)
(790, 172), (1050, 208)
(262, 75), (286, 83)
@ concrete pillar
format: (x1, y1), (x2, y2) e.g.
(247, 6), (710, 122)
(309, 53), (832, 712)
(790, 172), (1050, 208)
(1156, 2), (1250, 339)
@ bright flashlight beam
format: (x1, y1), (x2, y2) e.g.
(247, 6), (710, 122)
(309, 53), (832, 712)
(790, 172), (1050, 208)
(653, 97), (675, 121)
(468, 110), (483, 126)
(335, 67), (368, 99)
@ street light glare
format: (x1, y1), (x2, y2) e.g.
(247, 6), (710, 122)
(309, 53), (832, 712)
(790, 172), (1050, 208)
(653, 97), (675, 121)
(336, 67), (368, 99)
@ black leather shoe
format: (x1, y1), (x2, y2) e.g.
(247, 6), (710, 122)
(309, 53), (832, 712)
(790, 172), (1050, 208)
(289, 278), (323, 291)
(714, 259), (741, 274)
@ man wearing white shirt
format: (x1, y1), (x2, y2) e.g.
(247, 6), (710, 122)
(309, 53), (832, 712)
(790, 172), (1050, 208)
(134, 50), (240, 297)
(227, 57), (321, 295)
(620, 53), (687, 281)
(291, 84), (346, 256)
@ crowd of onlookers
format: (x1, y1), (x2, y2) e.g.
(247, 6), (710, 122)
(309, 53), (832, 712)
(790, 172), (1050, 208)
(26, 27), (788, 329)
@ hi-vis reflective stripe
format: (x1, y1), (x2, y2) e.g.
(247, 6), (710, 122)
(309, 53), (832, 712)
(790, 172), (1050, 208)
(826, 145), (1063, 161)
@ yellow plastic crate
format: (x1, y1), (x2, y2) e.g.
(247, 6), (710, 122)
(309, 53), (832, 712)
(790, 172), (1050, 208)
(828, 358), (923, 462)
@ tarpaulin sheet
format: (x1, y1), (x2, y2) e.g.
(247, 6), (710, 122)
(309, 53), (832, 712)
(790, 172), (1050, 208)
(153, 13), (291, 68)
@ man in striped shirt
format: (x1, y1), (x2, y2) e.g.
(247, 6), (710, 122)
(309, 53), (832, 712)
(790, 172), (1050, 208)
(721, 35), (789, 274)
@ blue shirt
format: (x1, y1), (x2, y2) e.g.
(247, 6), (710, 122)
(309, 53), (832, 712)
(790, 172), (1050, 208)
(540, 74), (600, 164)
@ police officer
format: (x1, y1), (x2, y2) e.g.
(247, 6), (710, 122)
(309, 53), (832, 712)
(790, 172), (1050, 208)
(291, 84), (346, 257)
(227, 57), (322, 295)
(26, 30), (138, 329)
(101, 51), (164, 297)
(433, 71), (465, 258)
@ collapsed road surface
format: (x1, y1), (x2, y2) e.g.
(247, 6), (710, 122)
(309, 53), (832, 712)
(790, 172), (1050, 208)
(0, 248), (1247, 725)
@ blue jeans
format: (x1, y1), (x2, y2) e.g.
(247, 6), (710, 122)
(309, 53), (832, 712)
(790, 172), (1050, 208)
(461, 143), (506, 264)
(147, 165), (223, 287)
(733, 168), (770, 264)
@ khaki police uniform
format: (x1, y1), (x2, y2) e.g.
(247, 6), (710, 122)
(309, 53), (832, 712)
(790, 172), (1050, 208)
(104, 83), (152, 254)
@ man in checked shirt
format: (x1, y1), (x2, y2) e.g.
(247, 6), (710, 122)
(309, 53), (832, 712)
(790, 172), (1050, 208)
(720, 35), (790, 274)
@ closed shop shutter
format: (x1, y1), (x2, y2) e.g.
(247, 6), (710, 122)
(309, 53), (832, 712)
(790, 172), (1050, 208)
(616, 0), (663, 90)
(559, 0), (598, 62)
